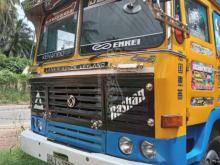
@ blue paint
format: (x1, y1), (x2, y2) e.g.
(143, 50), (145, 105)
(31, 116), (47, 136)
(106, 131), (186, 165)
(31, 107), (220, 165)
(187, 108), (220, 164)
(46, 121), (106, 153)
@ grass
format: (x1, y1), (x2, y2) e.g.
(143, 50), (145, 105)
(0, 88), (29, 105)
(0, 149), (47, 165)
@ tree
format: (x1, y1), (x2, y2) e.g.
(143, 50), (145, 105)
(0, 0), (35, 58)
(4, 19), (34, 58)
(0, 0), (19, 51)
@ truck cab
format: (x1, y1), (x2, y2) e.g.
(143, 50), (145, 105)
(21, 0), (220, 165)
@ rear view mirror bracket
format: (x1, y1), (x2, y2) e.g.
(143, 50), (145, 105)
(146, 0), (190, 35)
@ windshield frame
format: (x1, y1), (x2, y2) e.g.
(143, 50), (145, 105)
(79, 0), (166, 56)
(36, 1), (79, 63)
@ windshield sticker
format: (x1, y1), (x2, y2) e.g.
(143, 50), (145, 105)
(191, 42), (213, 56)
(110, 88), (145, 120)
(45, 62), (109, 73)
(92, 38), (140, 51)
(81, 37), (142, 54)
(191, 61), (214, 90)
(37, 48), (73, 61)
(45, 1), (77, 25)
(191, 97), (214, 106)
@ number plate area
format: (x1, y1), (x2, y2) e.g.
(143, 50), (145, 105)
(47, 154), (75, 165)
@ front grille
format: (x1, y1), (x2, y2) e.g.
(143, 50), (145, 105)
(30, 73), (154, 152)
(47, 121), (105, 152)
(47, 78), (103, 128)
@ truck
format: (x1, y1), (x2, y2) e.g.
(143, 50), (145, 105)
(20, 0), (220, 164)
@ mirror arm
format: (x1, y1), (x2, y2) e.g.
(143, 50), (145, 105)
(146, 0), (190, 35)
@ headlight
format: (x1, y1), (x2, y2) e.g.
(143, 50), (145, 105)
(119, 137), (133, 155)
(141, 141), (156, 159)
(37, 119), (43, 131)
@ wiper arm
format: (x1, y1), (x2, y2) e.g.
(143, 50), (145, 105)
(89, 52), (103, 61)
(89, 47), (126, 61)
(38, 60), (47, 66)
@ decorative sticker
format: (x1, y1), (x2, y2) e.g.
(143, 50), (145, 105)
(191, 42), (213, 56)
(44, 0), (70, 11)
(191, 61), (214, 90)
(213, 12), (220, 56)
(185, 0), (209, 41)
(131, 55), (156, 63)
(45, 1), (78, 25)
(191, 97), (214, 106)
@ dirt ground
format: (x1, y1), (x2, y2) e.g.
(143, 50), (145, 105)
(0, 105), (30, 149)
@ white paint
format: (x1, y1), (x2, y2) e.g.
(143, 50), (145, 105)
(21, 130), (150, 165)
(110, 89), (145, 120)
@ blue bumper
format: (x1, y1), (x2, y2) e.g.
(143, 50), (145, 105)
(31, 116), (186, 165)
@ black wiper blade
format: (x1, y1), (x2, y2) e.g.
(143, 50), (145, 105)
(89, 47), (126, 61)
(38, 60), (46, 66)
(89, 52), (103, 61)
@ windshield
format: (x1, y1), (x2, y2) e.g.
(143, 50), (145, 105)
(37, 1), (78, 62)
(80, 0), (165, 55)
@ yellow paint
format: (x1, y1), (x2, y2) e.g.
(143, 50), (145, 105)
(25, 0), (220, 139)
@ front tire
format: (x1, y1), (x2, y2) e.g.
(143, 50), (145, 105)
(201, 136), (220, 165)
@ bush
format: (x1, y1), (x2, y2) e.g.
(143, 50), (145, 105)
(0, 70), (17, 85)
(0, 88), (30, 104)
(0, 54), (31, 74)
(0, 54), (30, 104)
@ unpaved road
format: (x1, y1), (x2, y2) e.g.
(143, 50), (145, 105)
(0, 105), (30, 149)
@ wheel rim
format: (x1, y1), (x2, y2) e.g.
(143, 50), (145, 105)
(205, 150), (220, 165)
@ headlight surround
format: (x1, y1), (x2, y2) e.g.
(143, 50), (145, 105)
(141, 141), (156, 159)
(119, 137), (133, 155)
(36, 119), (43, 131)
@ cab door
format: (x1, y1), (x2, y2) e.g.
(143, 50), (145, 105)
(184, 0), (217, 126)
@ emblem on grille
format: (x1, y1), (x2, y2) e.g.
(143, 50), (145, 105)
(34, 91), (44, 110)
(67, 95), (76, 108)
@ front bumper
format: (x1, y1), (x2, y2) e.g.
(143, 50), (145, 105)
(21, 130), (153, 165)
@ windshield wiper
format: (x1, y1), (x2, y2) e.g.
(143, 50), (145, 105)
(38, 60), (47, 66)
(89, 52), (103, 61)
(89, 47), (126, 61)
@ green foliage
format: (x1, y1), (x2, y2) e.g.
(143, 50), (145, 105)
(0, 70), (17, 85)
(0, 54), (30, 104)
(0, 54), (31, 74)
(0, 88), (30, 104)
(0, 149), (47, 165)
